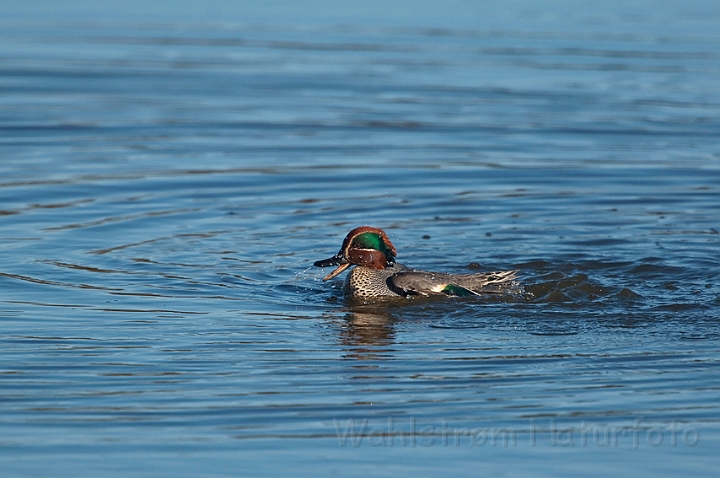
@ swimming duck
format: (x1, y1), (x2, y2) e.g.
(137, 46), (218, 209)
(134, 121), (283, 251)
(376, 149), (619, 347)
(314, 226), (519, 299)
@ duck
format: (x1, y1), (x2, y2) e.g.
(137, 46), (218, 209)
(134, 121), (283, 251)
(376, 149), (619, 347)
(313, 226), (519, 300)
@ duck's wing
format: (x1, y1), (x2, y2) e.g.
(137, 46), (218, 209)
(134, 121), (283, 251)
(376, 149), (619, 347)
(387, 271), (478, 297)
(389, 270), (518, 297)
(453, 270), (519, 291)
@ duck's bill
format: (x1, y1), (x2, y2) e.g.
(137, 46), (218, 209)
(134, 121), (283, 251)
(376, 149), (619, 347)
(313, 253), (344, 268)
(313, 254), (350, 281)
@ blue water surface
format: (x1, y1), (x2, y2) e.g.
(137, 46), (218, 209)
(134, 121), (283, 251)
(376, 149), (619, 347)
(1, 1), (719, 476)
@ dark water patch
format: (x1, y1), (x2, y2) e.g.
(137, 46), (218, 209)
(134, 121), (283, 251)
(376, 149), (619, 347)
(565, 238), (631, 247)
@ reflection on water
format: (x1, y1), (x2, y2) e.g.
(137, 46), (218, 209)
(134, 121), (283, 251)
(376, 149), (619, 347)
(339, 309), (397, 360)
(2, 0), (720, 477)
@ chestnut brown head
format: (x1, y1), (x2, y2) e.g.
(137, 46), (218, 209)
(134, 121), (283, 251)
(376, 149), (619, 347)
(313, 226), (397, 281)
